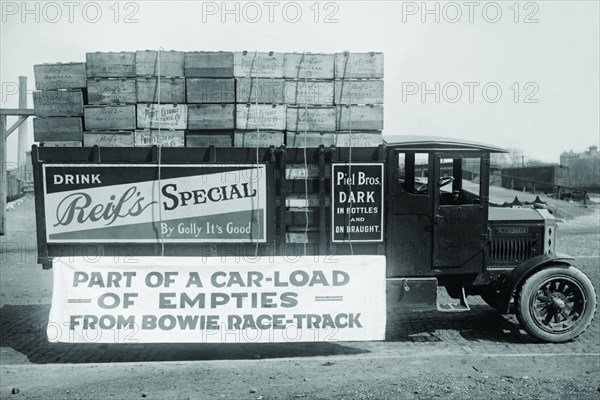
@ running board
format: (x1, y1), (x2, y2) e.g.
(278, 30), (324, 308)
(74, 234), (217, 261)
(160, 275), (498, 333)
(437, 286), (471, 312)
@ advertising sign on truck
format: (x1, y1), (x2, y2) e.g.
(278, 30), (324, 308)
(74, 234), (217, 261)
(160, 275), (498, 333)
(42, 164), (267, 243)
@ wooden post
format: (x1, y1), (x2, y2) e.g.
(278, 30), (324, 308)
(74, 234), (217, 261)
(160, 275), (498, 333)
(18, 77), (28, 168)
(1, 115), (6, 235)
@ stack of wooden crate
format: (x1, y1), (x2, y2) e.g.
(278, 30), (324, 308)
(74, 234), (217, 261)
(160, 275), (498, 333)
(185, 52), (235, 147)
(32, 63), (86, 146)
(33, 50), (383, 148)
(136, 50), (187, 147)
(83, 52), (137, 146)
(233, 51), (287, 147)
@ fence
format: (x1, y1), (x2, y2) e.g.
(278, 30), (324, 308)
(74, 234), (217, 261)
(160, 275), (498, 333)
(502, 173), (589, 205)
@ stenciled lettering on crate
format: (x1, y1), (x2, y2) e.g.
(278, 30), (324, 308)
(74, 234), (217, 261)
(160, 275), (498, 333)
(186, 131), (234, 147)
(283, 53), (334, 79)
(135, 130), (185, 147)
(33, 90), (83, 117)
(184, 52), (234, 78)
(334, 52), (384, 79)
(84, 105), (136, 130)
(284, 81), (335, 105)
(236, 78), (285, 104)
(286, 106), (336, 132)
(286, 131), (382, 148)
(234, 52), (284, 78)
(188, 104), (235, 130)
(234, 130), (284, 147)
(334, 80), (384, 105)
(136, 50), (184, 77)
(33, 117), (82, 142)
(87, 79), (136, 104)
(336, 105), (384, 131)
(83, 131), (134, 147)
(34, 62), (87, 90)
(136, 77), (186, 103)
(236, 104), (286, 131)
(187, 78), (235, 103)
(137, 104), (188, 130)
(86, 52), (136, 78)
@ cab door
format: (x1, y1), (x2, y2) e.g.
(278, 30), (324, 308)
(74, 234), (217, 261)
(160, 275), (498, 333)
(386, 150), (434, 277)
(431, 153), (490, 274)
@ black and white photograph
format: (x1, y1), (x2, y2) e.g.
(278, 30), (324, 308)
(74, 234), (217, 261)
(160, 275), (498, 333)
(0, 1), (599, 398)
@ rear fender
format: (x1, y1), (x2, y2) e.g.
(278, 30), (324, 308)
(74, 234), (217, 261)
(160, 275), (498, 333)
(496, 253), (575, 314)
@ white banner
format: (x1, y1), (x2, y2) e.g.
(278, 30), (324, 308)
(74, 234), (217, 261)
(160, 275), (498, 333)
(47, 256), (386, 343)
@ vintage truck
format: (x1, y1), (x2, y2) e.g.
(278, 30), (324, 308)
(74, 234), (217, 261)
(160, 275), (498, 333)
(31, 135), (596, 344)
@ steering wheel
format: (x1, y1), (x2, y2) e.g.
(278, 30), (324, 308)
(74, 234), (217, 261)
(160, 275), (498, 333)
(415, 176), (454, 193)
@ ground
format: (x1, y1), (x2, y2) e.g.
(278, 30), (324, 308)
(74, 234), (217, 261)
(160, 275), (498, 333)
(0, 192), (599, 400)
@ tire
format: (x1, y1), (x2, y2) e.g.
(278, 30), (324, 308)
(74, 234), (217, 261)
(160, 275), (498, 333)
(516, 265), (597, 343)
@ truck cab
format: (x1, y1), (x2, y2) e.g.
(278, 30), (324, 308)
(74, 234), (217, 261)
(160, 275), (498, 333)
(383, 136), (596, 342)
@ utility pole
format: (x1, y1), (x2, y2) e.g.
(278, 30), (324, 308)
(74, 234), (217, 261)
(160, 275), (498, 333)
(18, 76), (28, 168)
(0, 115), (6, 235)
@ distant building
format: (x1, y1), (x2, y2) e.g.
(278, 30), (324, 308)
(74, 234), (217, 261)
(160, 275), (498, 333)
(561, 145), (599, 167)
(559, 145), (600, 190)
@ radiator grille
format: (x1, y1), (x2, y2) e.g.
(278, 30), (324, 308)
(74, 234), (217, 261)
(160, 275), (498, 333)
(487, 223), (544, 266)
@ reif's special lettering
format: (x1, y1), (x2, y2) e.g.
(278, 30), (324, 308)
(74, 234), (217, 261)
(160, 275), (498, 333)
(161, 183), (257, 211)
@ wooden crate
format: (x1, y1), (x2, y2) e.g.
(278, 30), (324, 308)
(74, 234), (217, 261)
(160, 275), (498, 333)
(186, 78), (235, 103)
(136, 50), (184, 77)
(40, 141), (82, 147)
(336, 105), (383, 131)
(136, 77), (186, 103)
(186, 131), (234, 147)
(334, 80), (384, 105)
(33, 90), (83, 117)
(188, 104), (235, 130)
(34, 62), (86, 90)
(87, 78), (136, 104)
(284, 81), (335, 105)
(236, 104), (286, 130)
(86, 52), (136, 78)
(137, 104), (187, 130)
(134, 130), (185, 147)
(184, 52), (234, 77)
(234, 130), (284, 147)
(83, 131), (134, 147)
(234, 52), (284, 78)
(84, 105), (136, 130)
(286, 131), (382, 147)
(334, 52), (384, 79)
(283, 53), (334, 79)
(236, 78), (285, 104)
(33, 117), (82, 142)
(286, 106), (336, 132)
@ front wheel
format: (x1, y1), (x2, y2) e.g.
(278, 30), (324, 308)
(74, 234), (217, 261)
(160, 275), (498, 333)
(516, 266), (597, 343)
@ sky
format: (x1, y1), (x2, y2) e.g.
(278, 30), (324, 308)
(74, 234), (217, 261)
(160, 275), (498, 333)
(1, 0), (599, 165)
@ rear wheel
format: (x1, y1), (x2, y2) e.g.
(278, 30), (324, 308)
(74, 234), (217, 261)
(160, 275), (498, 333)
(516, 266), (597, 343)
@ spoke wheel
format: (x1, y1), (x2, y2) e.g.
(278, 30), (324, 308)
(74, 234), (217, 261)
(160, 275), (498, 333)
(517, 266), (596, 343)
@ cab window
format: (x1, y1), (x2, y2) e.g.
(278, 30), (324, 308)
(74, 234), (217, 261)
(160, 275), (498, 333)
(398, 152), (430, 195)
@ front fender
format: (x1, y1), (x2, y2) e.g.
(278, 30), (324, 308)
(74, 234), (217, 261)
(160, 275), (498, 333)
(496, 253), (576, 314)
